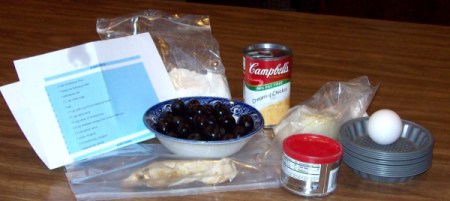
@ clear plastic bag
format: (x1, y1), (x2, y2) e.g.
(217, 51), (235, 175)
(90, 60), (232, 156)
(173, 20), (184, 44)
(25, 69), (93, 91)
(260, 76), (378, 172)
(273, 76), (379, 144)
(96, 10), (231, 98)
(65, 130), (280, 200)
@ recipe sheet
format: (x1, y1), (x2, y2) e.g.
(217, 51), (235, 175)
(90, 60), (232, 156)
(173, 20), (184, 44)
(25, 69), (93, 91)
(1, 33), (176, 169)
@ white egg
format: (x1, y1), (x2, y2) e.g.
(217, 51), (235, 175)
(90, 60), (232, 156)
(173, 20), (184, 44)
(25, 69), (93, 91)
(367, 109), (403, 145)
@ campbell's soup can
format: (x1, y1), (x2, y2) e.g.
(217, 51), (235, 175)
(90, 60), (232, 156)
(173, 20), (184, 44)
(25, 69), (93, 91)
(243, 43), (292, 127)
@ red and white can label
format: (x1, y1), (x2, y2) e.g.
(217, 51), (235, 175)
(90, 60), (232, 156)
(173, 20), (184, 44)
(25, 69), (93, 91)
(243, 43), (292, 126)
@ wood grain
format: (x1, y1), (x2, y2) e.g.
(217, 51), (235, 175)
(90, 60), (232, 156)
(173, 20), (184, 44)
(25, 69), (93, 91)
(0, 0), (449, 200)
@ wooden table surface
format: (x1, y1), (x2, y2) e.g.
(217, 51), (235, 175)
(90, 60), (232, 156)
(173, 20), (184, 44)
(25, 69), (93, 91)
(1, 0), (449, 200)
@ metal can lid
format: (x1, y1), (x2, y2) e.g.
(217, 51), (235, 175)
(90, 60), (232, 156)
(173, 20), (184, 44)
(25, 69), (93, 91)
(283, 134), (343, 164)
(243, 43), (291, 59)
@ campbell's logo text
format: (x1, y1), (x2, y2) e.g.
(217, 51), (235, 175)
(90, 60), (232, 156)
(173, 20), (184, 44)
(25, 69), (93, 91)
(249, 62), (290, 78)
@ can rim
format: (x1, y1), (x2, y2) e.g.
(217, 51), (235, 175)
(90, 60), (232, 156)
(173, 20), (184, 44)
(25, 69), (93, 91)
(243, 43), (292, 58)
(283, 133), (343, 164)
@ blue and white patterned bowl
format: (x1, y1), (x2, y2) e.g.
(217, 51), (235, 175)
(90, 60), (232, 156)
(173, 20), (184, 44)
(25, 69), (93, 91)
(143, 96), (264, 158)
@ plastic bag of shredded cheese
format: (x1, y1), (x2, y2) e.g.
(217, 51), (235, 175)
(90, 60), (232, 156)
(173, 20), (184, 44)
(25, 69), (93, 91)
(274, 76), (378, 143)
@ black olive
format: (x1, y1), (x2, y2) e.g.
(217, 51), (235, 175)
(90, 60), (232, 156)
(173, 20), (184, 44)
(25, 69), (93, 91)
(154, 99), (256, 142)
(219, 115), (236, 133)
(193, 114), (209, 130)
(203, 104), (214, 116)
(214, 102), (231, 117)
(205, 115), (218, 126)
(171, 99), (186, 115)
(202, 125), (224, 141)
(177, 122), (193, 138)
(187, 99), (201, 108)
(188, 104), (204, 116)
(221, 133), (237, 140)
(165, 130), (178, 138)
(233, 125), (248, 137)
(186, 114), (195, 124)
(216, 126), (226, 136)
(201, 125), (214, 137)
(213, 102), (224, 110)
(156, 118), (172, 134)
(160, 111), (173, 119)
(187, 132), (202, 141)
(171, 115), (186, 127)
(238, 114), (254, 132)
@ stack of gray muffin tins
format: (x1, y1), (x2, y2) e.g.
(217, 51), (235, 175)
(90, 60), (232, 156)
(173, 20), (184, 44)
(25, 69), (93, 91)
(339, 117), (434, 183)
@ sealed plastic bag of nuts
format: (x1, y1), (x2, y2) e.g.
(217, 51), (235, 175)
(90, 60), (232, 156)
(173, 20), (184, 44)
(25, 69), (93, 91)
(97, 10), (231, 99)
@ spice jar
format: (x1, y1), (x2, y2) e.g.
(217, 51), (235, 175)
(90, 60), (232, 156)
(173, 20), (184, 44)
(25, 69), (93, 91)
(280, 134), (343, 197)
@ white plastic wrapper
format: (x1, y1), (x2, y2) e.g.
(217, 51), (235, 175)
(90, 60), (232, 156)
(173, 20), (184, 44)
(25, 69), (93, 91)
(97, 10), (231, 98)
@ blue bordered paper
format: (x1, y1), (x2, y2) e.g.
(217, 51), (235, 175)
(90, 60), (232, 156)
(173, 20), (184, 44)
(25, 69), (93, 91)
(1, 33), (176, 169)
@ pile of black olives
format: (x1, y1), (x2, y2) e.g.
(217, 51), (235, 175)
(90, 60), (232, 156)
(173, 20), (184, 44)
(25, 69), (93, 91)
(154, 99), (255, 141)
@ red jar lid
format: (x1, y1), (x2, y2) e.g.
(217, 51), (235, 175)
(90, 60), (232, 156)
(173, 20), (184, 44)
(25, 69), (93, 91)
(283, 134), (343, 164)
